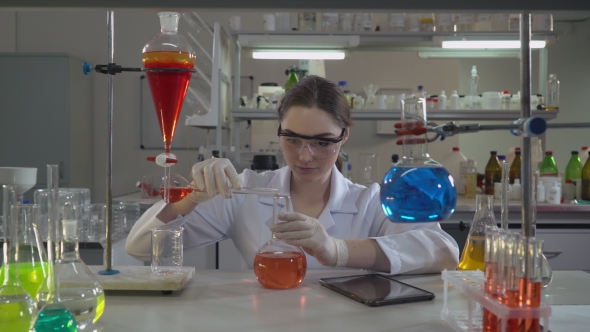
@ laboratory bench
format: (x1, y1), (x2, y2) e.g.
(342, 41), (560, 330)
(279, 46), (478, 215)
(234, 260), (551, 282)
(95, 269), (590, 332)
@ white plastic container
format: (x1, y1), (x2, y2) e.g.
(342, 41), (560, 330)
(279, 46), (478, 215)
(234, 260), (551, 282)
(491, 13), (510, 30)
(473, 14), (492, 31)
(455, 13), (474, 31)
(435, 13), (453, 31)
(406, 13), (420, 31)
(511, 179), (522, 200)
(509, 14), (520, 31)
(441, 147), (468, 194)
(450, 90), (460, 109)
(501, 90), (511, 110)
(537, 181), (546, 202)
(533, 13), (553, 31)
(580, 146), (589, 167)
(510, 91), (521, 110)
(547, 182), (561, 204)
(481, 91), (501, 110)
(388, 13), (405, 32)
(438, 90), (447, 110)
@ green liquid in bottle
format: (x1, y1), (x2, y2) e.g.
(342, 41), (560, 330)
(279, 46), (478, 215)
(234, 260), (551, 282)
(0, 262), (47, 299)
(0, 296), (36, 332)
(32, 304), (78, 332)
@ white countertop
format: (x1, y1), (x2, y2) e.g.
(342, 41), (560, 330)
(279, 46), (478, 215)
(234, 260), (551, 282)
(96, 269), (590, 332)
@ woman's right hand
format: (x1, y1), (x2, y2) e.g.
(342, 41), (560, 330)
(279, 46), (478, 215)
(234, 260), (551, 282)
(189, 158), (242, 203)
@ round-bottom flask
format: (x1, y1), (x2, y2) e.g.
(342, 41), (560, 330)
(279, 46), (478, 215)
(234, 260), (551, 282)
(254, 195), (307, 289)
(381, 97), (457, 223)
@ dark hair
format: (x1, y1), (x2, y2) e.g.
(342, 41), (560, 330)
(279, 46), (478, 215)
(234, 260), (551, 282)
(277, 75), (353, 171)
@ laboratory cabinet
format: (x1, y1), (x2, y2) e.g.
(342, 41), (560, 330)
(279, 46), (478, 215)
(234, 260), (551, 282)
(0, 53), (92, 202)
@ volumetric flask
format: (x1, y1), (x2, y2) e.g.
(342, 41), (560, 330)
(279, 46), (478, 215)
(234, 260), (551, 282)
(380, 97), (457, 222)
(151, 225), (184, 275)
(254, 195), (307, 289)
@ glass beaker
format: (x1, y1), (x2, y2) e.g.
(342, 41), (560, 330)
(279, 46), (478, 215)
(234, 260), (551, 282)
(380, 97), (457, 222)
(113, 201), (140, 235)
(254, 195), (307, 289)
(458, 194), (497, 271)
(55, 206), (105, 330)
(0, 185), (37, 332)
(62, 188), (91, 242)
(151, 225), (184, 275)
(87, 204), (106, 244)
(358, 153), (378, 185)
(0, 204), (48, 300)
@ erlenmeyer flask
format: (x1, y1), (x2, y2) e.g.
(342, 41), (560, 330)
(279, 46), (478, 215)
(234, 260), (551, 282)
(143, 11), (196, 156)
(254, 195), (307, 289)
(0, 204), (48, 300)
(458, 194), (497, 271)
(0, 185), (37, 331)
(56, 205), (105, 330)
(31, 164), (78, 332)
(380, 97), (457, 222)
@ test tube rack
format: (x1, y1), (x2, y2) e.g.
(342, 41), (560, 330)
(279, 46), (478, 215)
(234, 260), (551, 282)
(441, 270), (551, 332)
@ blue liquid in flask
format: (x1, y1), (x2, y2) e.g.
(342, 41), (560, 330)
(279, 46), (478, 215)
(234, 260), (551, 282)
(381, 165), (457, 222)
(32, 304), (78, 332)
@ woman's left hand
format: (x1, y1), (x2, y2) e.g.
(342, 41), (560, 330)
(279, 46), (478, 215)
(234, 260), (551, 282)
(270, 212), (339, 266)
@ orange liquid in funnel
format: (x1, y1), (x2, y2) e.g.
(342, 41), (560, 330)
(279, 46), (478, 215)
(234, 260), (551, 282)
(143, 51), (195, 153)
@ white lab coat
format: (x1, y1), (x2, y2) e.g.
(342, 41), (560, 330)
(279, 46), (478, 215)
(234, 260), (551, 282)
(126, 165), (459, 274)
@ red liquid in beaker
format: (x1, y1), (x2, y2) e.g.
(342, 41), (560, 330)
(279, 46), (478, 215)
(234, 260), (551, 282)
(160, 187), (194, 203)
(254, 251), (307, 289)
(143, 51), (195, 154)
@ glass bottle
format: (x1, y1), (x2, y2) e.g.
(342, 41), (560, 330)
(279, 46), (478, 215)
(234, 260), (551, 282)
(582, 152), (590, 201)
(565, 151), (583, 200)
(545, 74), (560, 110)
(0, 185), (37, 332)
(298, 12), (316, 31)
(509, 148), (522, 184)
(254, 195), (307, 289)
(55, 205), (105, 330)
(0, 204), (48, 300)
(32, 165), (78, 332)
(539, 151), (558, 177)
(419, 13), (434, 31)
(484, 151), (502, 195)
(285, 68), (299, 91)
(458, 194), (496, 270)
(380, 97), (457, 223)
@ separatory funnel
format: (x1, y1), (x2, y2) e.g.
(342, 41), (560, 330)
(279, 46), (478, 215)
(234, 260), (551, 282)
(254, 195), (307, 289)
(143, 12), (196, 203)
(381, 97), (457, 222)
(0, 185), (37, 332)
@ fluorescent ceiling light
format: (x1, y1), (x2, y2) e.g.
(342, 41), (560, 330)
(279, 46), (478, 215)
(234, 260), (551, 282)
(442, 40), (546, 49)
(418, 51), (520, 59)
(252, 51), (346, 60)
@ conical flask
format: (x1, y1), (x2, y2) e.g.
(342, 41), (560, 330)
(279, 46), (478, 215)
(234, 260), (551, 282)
(31, 165), (78, 332)
(0, 204), (48, 300)
(254, 195), (307, 289)
(142, 11), (196, 156)
(0, 185), (37, 332)
(55, 205), (105, 331)
(380, 97), (457, 222)
(458, 194), (497, 271)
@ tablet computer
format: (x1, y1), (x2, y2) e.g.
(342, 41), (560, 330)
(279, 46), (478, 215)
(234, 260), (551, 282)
(319, 274), (435, 307)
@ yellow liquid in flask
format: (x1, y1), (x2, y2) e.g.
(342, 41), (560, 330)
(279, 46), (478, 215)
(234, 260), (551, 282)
(0, 262), (47, 298)
(458, 236), (485, 271)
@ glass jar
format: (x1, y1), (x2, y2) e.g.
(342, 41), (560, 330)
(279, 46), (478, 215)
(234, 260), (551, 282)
(298, 12), (316, 31)
(322, 13), (339, 31)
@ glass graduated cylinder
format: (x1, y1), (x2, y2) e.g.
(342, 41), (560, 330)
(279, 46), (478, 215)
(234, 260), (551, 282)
(254, 195), (307, 289)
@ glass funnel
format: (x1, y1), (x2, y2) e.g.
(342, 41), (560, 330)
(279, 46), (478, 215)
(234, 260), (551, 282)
(380, 97), (457, 222)
(56, 206), (104, 330)
(254, 195), (307, 290)
(143, 11), (196, 157)
(0, 204), (48, 300)
(458, 194), (497, 271)
(0, 185), (37, 332)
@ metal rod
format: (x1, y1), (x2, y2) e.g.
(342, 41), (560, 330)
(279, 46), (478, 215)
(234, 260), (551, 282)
(520, 13), (535, 238)
(105, 10), (114, 271)
(501, 162), (510, 230)
(546, 122), (590, 128)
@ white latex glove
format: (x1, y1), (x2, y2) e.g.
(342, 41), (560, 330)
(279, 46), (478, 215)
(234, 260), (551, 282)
(270, 212), (348, 267)
(189, 158), (242, 203)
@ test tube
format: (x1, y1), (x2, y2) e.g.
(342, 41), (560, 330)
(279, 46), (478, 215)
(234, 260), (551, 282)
(522, 238), (543, 332)
(483, 226), (499, 332)
(501, 232), (520, 332)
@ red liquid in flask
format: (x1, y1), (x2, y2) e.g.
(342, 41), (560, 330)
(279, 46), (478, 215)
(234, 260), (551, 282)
(143, 51), (195, 154)
(254, 252), (307, 289)
(160, 187), (194, 203)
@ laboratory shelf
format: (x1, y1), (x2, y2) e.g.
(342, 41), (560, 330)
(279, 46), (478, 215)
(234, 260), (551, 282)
(454, 196), (590, 213)
(234, 30), (563, 51)
(231, 108), (559, 121)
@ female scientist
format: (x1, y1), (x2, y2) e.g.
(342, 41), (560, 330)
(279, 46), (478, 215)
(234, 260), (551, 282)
(126, 75), (459, 273)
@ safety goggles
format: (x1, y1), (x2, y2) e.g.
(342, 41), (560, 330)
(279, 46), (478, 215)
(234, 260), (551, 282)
(278, 126), (345, 159)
